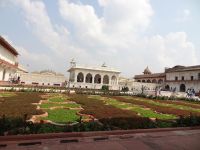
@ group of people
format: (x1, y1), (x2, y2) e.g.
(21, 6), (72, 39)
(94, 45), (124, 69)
(186, 88), (196, 98)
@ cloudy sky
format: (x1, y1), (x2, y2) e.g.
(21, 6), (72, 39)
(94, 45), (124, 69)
(0, 0), (199, 77)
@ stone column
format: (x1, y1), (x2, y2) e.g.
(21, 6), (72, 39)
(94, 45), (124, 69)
(83, 73), (85, 83)
(92, 73), (94, 84)
(74, 72), (77, 83)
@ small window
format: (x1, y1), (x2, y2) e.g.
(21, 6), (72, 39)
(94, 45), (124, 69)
(42, 83), (44, 85)
(48, 83), (50, 85)
(191, 76), (194, 81)
(182, 76), (184, 81)
(175, 76), (178, 81)
(85, 86), (88, 89)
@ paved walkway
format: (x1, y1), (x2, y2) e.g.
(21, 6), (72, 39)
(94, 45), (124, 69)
(1, 128), (200, 150)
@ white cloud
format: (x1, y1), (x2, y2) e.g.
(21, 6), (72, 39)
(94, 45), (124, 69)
(1, 35), (53, 71)
(142, 32), (197, 70)
(12, 0), (65, 54)
(5, 0), (199, 76)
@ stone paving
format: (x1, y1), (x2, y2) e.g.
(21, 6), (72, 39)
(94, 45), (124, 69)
(1, 129), (200, 150)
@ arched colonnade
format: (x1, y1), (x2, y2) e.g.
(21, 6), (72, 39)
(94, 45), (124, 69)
(76, 72), (118, 85)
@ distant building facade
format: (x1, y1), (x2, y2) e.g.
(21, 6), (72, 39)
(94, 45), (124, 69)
(134, 67), (165, 84)
(68, 60), (120, 90)
(20, 70), (67, 86)
(119, 77), (160, 93)
(134, 65), (200, 93)
(0, 36), (20, 84)
(165, 65), (200, 92)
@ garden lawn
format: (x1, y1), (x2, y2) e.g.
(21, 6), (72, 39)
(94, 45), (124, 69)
(40, 103), (80, 109)
(122, 96), (200, 114)
(69, 94), (139, 119)
(113, 96), (195, 116)
(90, 96), (176, 120)
(42, 109), (80, 124)
(48, 96), (68, 102)
(39, 95), (82, 124)
(0, 92), (15, 97)
(133, 96), (200, 109)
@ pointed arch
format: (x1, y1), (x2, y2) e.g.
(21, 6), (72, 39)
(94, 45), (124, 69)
(85, 73), (92, 83)
(103, 75), (109, 84)
(111, 75), (117, 85)
(77, 72), (84, 82)
(147, 79), (151, 83)
(152, 79), (157, 83)
(94, 74), (101, 84)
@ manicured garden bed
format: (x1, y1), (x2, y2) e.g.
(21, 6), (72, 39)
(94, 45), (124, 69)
(122, 96), (200, 114)
(69, 94), (140, 119)
(113, 96), (200, 116)
(0, 92), (44, 119)
(0, 92), (16, 97)
(40, 102), (80, 109)
(134, 96), (200, 109)
(1, 92), (200, 135)
(90, 95), (176, 119)
(42, 109), (80, 124)
(38, 95), (82, 124)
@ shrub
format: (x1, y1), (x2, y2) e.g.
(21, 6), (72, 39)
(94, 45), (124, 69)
(121, 87), (129, 92)
(99, 117), (156, 130)
(175, 115), (200, 127)
(101, 85), (109, 91)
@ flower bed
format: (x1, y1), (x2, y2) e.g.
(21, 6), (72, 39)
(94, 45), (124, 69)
(0, 92), (44, 119)
(113, 96), (194, 116)
(91, 95), (176, 120)
(69, 94), (139, 119)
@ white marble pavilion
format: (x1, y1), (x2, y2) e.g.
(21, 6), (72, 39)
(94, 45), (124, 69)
(68, 59), (120, 90)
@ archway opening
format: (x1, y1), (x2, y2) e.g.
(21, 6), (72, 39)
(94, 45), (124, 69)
(180, 84), (186, 92)
(94, 74), (101, 84)
(85, 73), (92, 83)
(111, 75), (117, 85)
(2, 69), (6, 81)
(103, 75), (109, 84)
(152, 79), (157, 83)
(147, 80), (151, 83)
(165, 85), (170, 91)
(77, 72), (84, 82)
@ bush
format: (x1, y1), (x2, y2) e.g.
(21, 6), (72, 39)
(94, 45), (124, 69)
(175, 115), (200, 127)
(101, 85), (109, 91)
(121, 87), (129, 92)
(99, 117), (156, 130)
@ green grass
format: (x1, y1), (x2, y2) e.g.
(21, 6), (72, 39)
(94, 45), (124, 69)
(89, 95), (177, 119)
(42, 109), (80, 124)
(122, 96), (200, 113)
(0, 92), (15, 97)
(39, 95), (82, 124)
(48, 96), (67, 102)
(40, 103), (80, 109)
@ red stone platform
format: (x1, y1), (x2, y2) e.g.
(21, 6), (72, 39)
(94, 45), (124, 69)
(0, 127), (200, 150)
